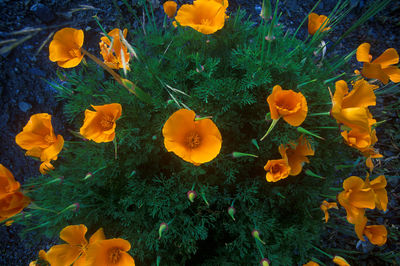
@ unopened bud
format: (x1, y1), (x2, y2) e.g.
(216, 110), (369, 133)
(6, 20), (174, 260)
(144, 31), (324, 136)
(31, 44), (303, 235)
(196, 65), (204, 73)
(252, 229), (266, 244)
(187, 190), (197, 202)
(83, 172), (93, 180)
(159, 222), (168, 239)
(265, 36), (276, 41)
(227, 206), (236, 221)
(260, 258), (270, 266)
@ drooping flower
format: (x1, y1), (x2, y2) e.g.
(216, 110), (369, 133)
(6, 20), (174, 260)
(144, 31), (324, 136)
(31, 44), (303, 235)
(46, 224), (105, 266)
(337, 176), (375, 224)
(356, 43), (400, 84)
(308, 13), (330, 35)
(86, 238), (135, 266)
(320, 200), (338, 223)
(264, 158), (291, 182)
(279, 135), (314, 176)
(163, 1), (178, 18)
(354, 215), (387, 246)
(99, 28), (131, 70)
(15, 113), (64, 163)
(49, 27), (84, 68)
(39, 160), (55, 175)
(80, 103), (122, 143)
(332, 256), (350, 266)
(175, 0), (228, 35)
(267, 85), (308, 127)
(331, 79), (377, 131)
(0, 165), (30, 222)
(162, 109), (222, 165)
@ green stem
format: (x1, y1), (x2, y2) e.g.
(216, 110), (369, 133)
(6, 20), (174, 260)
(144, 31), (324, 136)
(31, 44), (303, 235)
(311, 245), (333, 259)
(260, 118), (280, 141)
(308, 112), (330, 116)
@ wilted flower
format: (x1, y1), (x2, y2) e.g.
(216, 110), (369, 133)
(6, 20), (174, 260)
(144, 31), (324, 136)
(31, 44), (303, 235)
(267, 85), (308, 127)
(80, 103), (122, 143)
(15, 113), (64, 163)
(163, 1), (177, 18)
(356, 43), (400, 84)
(320, 200), (338, 223)
(99, 28), (131, 70)
(162, 109), (222, 165)
(308, 13), (330, 35)
(175, 0), (228, 34)
(49, 27), (84, 68)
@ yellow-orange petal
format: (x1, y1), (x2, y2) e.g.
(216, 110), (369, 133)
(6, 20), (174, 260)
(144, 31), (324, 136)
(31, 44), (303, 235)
(39, 161), (55, 175)
(303, 261), (319, 266)
(15, 113), (53, 150)
(40, 135), (64, 162)
(57, 55), (84, 68)
(308, 13), (329, 35)
(356, 43), (371, 63)
(383, 65), (400, 83)
(0, 191), (30, 220)
(89, 228), (106, 244)
(267, 85), (282, 120)
(333, 256), (350, 266)
(372, 48), (399, 68)
(163, 1), (177, 18)
(364, 225), (387, 246)
(60, 224), (88, 246)
(361, 62), (390, 84)
(46, 244), (82, 266)
(342, 79), (376, 109)
(0, 164), (20, 195)
(354, 214), (367, 241)
(86, 238), (134, 266)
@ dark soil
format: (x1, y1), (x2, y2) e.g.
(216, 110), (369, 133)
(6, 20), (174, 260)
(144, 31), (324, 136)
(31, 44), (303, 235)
(0, 0), (399, 265)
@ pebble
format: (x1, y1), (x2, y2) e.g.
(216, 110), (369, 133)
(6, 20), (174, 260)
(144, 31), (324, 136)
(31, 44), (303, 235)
(30, 3), (55, 23)
(18, 101), (32, 112)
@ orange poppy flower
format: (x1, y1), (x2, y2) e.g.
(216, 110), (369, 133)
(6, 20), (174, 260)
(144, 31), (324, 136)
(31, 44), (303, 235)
(354, 215), (387, 246)
(308, 13), (331, 35)
(337, 176), (375, 224)
(99, 28), (130, 70)
(365, 175), (388, 211)
(332, 256), (350, 266)
(331, 79), (377, 131)
(0, 164), (30, 222)
(279, 135), (314, 176)
(341, 127), (377, 154)
(162, 109), (222, 165)
(320, 200), (338, 223)
(264, 158), (291, 182)
(267, 85), (308, 127)
(15, 113), (64, 163)
(86, 238), (135, 266)
(49, 27), (84, 68)
(80, 103), (122, 143)
(163, 1), (177, 18)
(46, 224), (105, 266)
(175, 0), (228, 34)
(303, 262), (319, 266)
(356, 43), (400, 84)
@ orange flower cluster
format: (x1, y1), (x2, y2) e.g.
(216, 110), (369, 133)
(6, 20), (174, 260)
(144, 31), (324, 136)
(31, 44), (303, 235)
(99, 28), (131, 70)
(15, 113), (64, 174)
(162, 109), (222, 165)
(264, 135), (314, 182)
(173, 0), (229, 34)
(338, 175), (388, 246)
(0, 164), (30, 222)
(356, 43), (400, 84)
(331, 79), (381, 170)
(307, 13), (331, 35)
(34, 224), (135, 266)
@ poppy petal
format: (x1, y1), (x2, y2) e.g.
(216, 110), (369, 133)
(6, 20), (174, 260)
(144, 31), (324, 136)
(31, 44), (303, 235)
(57, 55), (84, 68)
(342, 79), (376, 109)
(383, 66), (400, 83)
(372, 48), (399, 68)
(364, 225), (387, 246)
(59, 224), (88, 246)
(40, 135), (64, 162)
(356, 43), (371, 63)
(46, 244), (82, 266)
(361, 63), (389, 84)
(354, 215), (367, 241)
(89, 228), (106, 244)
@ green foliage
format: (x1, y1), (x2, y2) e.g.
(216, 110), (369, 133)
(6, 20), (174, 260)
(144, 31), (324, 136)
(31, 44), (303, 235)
(21, 5), (391, 266)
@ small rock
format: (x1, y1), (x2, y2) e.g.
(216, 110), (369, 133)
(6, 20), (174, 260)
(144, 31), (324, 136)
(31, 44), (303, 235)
(29, 68), (46, 77)
(18, 101), (32, 112)
(30, 3), (55, 23)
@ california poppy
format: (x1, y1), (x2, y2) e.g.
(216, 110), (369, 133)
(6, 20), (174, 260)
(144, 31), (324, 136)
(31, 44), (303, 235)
(354, 215), (387, 246)
(267, 85), (308, 127)
(332, 256), (350, 266)
(341, 128), (377, 154)
(46, 224), (105, 266)
(356, 43), (400, 84)
(162, 109), (222, 165)
(175, 0), (228, 34)
(303, 262), (319, 266)
(49, 27), (84, 68)
(308, 13), (330, 35)
(99, 28), (131, 70)
(80, 103), (122, 143)
(86, 238), (135, 266)
(331, 79), (377, 131)
(365, 175), (388, 211)
(279, 135), (314, 176)
(264, 158), (291, 182)
(337, 176), (375, 224)
(0, 164), (21, 196)
(15, 113), (64, 163)
(320, 200), (338, 223)
(163, 1), (178, 18)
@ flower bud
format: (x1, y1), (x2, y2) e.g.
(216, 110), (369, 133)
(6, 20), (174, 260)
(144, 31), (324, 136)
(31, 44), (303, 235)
(260, 258), (270, 266)
(83, 172), (93, 180)
(227, 206), (236, 221)
(187, 190), (197, 203)
(252, 229), (266, 244)
(159, 222), (168, 239)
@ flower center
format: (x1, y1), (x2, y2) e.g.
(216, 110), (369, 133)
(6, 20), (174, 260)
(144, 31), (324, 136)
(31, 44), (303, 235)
(186, 131), (201, 149)
(200, 18), (212, 26)
(100, 115), (114, 130)
(44, 134), (56, 144)
(271, 164), (282, 174)
(109, 248), (121, 264)
(69, 48), (81, 58)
